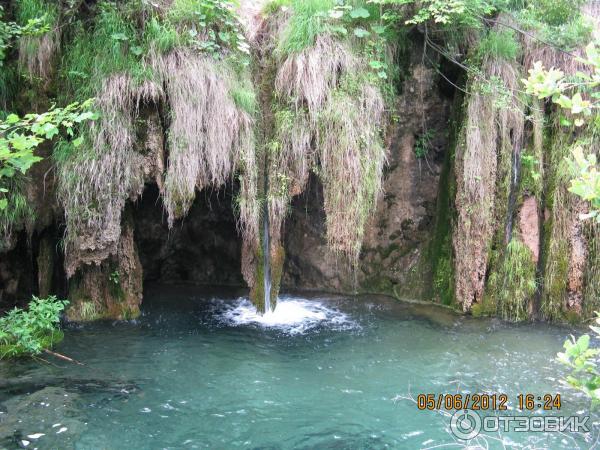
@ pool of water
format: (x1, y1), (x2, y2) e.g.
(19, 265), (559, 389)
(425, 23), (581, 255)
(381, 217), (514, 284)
(0, 285), (597, 449)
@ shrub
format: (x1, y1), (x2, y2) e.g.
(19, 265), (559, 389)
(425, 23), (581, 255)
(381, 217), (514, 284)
(0, 295), (68, 358)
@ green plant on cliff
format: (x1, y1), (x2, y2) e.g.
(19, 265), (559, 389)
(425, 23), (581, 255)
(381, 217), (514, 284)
(0, 295), (68, 358)
(0, 99), (96, 211)
(557, 314), (600, 406)
(486, 238), (537, 321)
(523, 42), (599, 220)
(0, 3), (53, 66)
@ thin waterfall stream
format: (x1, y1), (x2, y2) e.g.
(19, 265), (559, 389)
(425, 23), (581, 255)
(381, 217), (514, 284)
(504, 145), (522, 244)
(263, 198), (272, 314)
(263, 164), (272, 314)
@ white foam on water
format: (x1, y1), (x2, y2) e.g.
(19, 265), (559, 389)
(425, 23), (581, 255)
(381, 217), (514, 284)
(217, 297), (357, 335)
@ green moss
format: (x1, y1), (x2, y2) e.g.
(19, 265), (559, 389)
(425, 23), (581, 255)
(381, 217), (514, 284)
(269, 244), (285, 306)
(471, 298), (496, 318)
(250, 259), (266, 313)
(429, 96), (461, 307)
(486, 238), (537, 322)
(540, 123), (575, 322)
(230, 83), (258, 115)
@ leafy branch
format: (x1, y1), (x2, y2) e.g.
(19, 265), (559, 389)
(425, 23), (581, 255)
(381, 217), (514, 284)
(0, 98), (97, 210)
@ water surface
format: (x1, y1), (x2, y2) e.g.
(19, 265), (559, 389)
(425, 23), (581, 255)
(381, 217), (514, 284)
(0, 286), (597, 449)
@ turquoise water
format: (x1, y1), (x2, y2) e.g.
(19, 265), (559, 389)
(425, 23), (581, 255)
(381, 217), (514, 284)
(0, 286), (597, 449)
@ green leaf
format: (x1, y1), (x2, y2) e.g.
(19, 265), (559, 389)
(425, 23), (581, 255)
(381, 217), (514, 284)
(5, 114), (19, 124)
(353, 27), (370, 38)
(0, 198), (6, 210)
(72, 136), (84, 148)
(350, 7), (370, 19)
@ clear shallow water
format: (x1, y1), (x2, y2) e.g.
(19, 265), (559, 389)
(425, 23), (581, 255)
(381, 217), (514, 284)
(0, 285), (598, 449)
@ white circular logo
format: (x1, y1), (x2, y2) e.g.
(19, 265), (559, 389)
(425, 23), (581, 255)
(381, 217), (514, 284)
(450, 409), (482, 440)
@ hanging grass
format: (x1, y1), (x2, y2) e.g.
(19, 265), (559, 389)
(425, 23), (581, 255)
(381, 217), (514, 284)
(275, 0), (335, 56)
(264, 0), (391, 266)
(0, 180), (34, 252)
(487, 238), (537, 322)
(150, 48), (256, 229)
(55, 0), (259, 277)
(453, 50), (525, 312)
(15, 0), (60, 81)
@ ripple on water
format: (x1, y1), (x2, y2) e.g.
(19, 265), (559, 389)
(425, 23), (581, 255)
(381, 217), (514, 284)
(216, 297), (359, 335)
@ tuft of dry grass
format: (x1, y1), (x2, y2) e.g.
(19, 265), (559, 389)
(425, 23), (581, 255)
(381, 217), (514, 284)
(58, 74), (164, 276)
(318, 83), (385, 260)
(149, 48), (256, 233)
(275, 35), (356, 121)
(269, 30), (387, 264)
(18, 29), (60, 81)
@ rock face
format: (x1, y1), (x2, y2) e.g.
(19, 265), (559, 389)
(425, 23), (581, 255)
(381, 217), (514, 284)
(67, 208), (143, 321)
(282, 64), (452, 298)
(519, 196), (540, 263)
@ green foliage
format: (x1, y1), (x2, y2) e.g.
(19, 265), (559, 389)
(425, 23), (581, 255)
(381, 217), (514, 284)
(558, 314), (600, 405)
(109, 270), (120, 285)
(568, 145), (600, 222)
(487, 238), (537, 321)
(520, 151), (543, 194)
(62, 2), (148, 100)
(524, 43), (600, 221)
(0, 3), (53, 65)
(404, 0), (495, 27)
(276, 0), (335, 55)
(476, 29), (520, 61)
(273, 0), (400, 85)
(0, 99), (96, 209)
(263, 0), (292, 15)
(0, 296), (68, 358)
(529, 0), (585, 27)
(230, 84), (257, 114)
(167, 0), (251, 58)
(517, 1), (592, 50)
(414, 130), (433, 159)
(0, 181), (33, 246)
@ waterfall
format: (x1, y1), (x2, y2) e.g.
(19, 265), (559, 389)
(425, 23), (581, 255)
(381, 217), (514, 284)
(263, 188), (272, 314)
(504, 145), (522, 244)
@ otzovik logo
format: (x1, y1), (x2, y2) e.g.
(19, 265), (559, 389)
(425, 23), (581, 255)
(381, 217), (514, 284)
(449, 410), (590, 440)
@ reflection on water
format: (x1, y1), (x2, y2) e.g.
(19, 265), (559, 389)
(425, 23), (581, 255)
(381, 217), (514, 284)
(0, 285), (596, 449)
